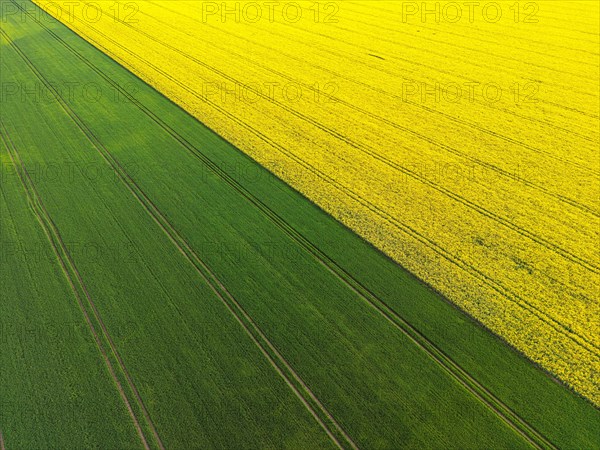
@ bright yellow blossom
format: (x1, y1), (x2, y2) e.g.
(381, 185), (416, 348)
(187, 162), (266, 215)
(34, 0), (600, 404)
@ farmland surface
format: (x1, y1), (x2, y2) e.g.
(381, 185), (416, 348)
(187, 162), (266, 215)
(29, 0), (600, 404)
(1, 0), (599, 448)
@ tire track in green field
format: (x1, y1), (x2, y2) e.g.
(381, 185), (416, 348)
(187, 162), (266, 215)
(144, 2), (600, 262)
(150, 1), (600, 173)
(0, 15), (355, 450)
(13, 4), (558, 448)
(51, 1), (600, 361)
(73, 0), (600, 332)
(125, 7), (599, 317)
(0, 429), (5, 450)
(0, 119), (157, 450)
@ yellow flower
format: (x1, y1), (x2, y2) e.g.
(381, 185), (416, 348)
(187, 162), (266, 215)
(36, 0), (600, 405)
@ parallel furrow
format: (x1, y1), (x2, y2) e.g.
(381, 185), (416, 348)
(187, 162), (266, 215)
(0, 120), (155, 450)
(152, 1), (600, 180)
(15, 5), (562, 448)
(50, 2), (600, 355)
(213, 2), (599, 142)
(1, 15), (355, 449)
(0, 29), (165, 450)
(140, 6), (600, 276)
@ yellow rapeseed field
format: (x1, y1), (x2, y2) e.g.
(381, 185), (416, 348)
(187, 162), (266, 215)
(34, 0), (600, 404)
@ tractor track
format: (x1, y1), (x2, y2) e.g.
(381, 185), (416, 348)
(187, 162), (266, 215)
(12, 3), (564, 448)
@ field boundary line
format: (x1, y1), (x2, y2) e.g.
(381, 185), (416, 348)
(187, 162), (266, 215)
(142, 2), (600, 279)
(0, 429), (5, 450)
(35, 0), (596, 354)
(151, 0), (600, 201)
(16, 5), (559, 448)
(119, 4), (600, 258)
(62, 8), (600, 357)
(156, 0), (600, 159)
(153, 0), (600, 149)
(0, 30), (164, 450)
(2, 9), (355, 449)
(17, 3), (569, 447)
(0, 120), (151, 450)
(40, 79), (355, 450)
(26, 4), (574, 444)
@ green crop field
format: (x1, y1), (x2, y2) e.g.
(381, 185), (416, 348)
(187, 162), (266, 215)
(1, 1), (598, 449)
